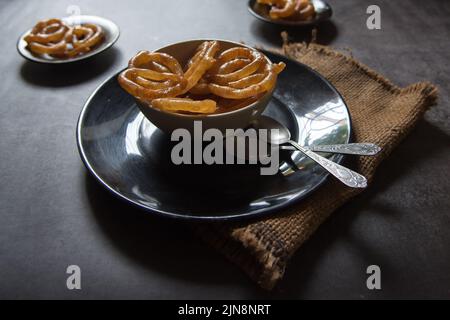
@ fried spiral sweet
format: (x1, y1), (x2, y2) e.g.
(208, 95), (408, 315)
(118, 51), (188, 102)
(257, 0), (315, 21)
(292, 0), (315, 20)
(182, 41), (220, 93)
(207, 47), (286, 99)
(62, 23), (104, 57)
(23, 18), (104, 58)
(24, 19), (69, 55)
(118, 42), (221, 113)
(209, 48), (265, 85)
(118, 42), (285, 114)
(270, 0), (297, 19)
(151, 98), (217, 114)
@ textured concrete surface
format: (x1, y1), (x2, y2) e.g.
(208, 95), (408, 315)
(0, 0), (449, 299)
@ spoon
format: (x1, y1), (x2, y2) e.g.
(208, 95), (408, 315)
(280, 143), (381, 155)
(256, 116), (367, 188)
(247, 0), (333, 27)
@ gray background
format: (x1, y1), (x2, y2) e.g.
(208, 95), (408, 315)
(0, 0), (449, 299)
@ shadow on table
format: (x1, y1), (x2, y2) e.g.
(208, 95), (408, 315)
(85, 119), (448, 298)
(250, 20), (338, 47)
(85, 172), (253, 289)
(19, 47), (121, 87)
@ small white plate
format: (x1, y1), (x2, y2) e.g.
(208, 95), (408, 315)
(17, 15), (120, 64)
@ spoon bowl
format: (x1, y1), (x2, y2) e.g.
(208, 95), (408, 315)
(256, 115), (292, 144)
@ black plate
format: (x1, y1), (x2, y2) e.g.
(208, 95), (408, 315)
(248, 0), (332, 27)
(17, 15), (120, 64)
(77, 51), (351, 221)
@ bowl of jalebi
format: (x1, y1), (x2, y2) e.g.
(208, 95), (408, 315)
(117, 39), (286, 134)
(248, 0), (332, 26)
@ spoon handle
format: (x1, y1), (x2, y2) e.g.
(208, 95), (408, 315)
(308, 143), (381, 155)
(281, 143), (381, 156)
(288, 140), (368, 188)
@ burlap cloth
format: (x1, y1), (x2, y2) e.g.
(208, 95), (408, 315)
(196, 40), (438, 290)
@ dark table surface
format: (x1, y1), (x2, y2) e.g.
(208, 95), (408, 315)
(0, 0), (449, 299)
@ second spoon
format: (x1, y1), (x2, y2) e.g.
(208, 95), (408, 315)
(257, 116), (368, 188)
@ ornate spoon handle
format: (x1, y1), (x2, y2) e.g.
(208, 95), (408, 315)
(308, 143), (381, 155)
(289, 140), (368, 188)
(281, 143), (381, 156)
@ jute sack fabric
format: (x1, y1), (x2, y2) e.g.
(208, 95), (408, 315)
(196, 41), (438, 290)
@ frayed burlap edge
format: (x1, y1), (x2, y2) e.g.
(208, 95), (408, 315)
(195, 40), (438, 290)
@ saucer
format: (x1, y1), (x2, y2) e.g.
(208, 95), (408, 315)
(17, 15), (120, 64)
(77, 51), (351, 220)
